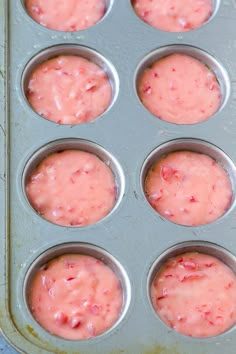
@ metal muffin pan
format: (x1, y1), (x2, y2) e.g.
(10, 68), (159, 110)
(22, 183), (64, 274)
(2, 0), (236, 353)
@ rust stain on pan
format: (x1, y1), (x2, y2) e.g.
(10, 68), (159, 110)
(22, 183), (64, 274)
(145, 344), (183, 354)
(26, 325), (39, 339)
(26, 326), (81, 354)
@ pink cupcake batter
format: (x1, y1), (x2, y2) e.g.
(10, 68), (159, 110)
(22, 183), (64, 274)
(145, 151), (232, 226)
(138, 53), (221, 124)
(29, 254), (123, 340)
(132, 0), (213, 32)
(26, 55), (112, 125)
(151, 252), (236, 337)
(26, 150), (116, 227)
(25, 0), (106, 32)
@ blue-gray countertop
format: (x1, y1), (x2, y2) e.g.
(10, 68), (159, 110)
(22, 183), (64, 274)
(0, 334), (18, 353)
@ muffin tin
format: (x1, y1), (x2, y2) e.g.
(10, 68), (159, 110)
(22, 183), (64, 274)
(2, 0), (236, 353)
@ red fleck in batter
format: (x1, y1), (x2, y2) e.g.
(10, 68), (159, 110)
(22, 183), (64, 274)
(151, 252), (236, 337)
(145, 151), (232, 226)
(138, 53), (221, 124)
(26, 150), (116, 227)
(25, 0), (106, 32)
(132, 0), (213, 32)
(29, 254), (123, 340)
(26, 55), (112, 125)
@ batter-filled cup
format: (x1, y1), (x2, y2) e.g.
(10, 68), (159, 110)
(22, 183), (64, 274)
(149, 242), (236, 338)
(24, 0), (109, 32)
(132, 0), (215, 32)
(22, 45), (119, 125)
(23, 139), (125, 227)
(142, 139), (235, 226)
(135, 45), (231, 126)
(138, 52), (221, 124)
(24, 243), (130, 340)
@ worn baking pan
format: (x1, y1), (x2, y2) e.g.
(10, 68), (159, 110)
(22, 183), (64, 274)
(1, 0), (236, 353)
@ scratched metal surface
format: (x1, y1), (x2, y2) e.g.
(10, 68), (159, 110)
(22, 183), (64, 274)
(0, 1), (17, 353)
(2, 0), (236, 353)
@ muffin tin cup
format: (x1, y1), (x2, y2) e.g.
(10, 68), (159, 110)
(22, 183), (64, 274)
(21, 44), (119, 125)
(134, 44), (231, 124)
(131, 0), (221, 32)
(21, 0), (114, 32)
(147, 240), (236, 337)
(140, 138), (236, 225)
(23, 242), (131, 341)
(2, 0), (236, 353)
(22, 138), (125, 227)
